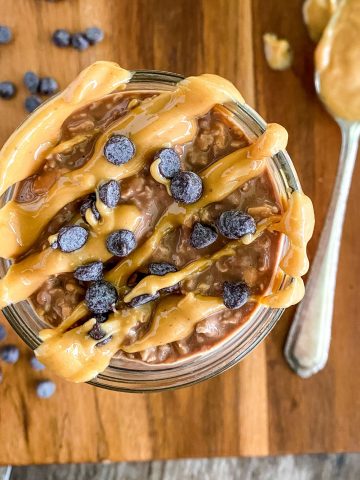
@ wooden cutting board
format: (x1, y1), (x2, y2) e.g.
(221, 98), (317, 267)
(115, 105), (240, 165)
(0, 0), (359, 465)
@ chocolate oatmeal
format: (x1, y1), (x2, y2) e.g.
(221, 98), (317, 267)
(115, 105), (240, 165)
(0, 62), (314, 382)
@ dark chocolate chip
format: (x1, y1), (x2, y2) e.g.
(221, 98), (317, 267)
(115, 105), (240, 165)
(0, 324), (7, 341)
(223, 281), (250, 310)
(148, 262), (177, 276)
(170, 171), (203, 204)
(71, 32), (90, 51)
(39, 77), (59, 95)
(106, 230), (137, 257)
(24, 95), (42, 113)
(0, 345), (19, 364)
(23, 71), (40, 93)
(154, 148), (181, 179)
(57, 225), (89, 253)
(80, 194), (100, 222)
(95, 313), (108, 323)
(36, 380), (56, 398)
(0, 82), (16, 100)
(217, 210), (256, 239)
(103, 135), (135, 165)
(85, 280), (118, 314)
(88, 322), (106, 340)
(128, 293), (160, 308)
(0, 26), (12, 44)
(74, 261), (103, 282)
(30, 356), (45, 371)
(96, 335), (112, 347)
(98, 180), (121, 208)
(50, 240), (58, 250)
(52, 29), (71, 47)
(190, 222), (218, 249)
(84, 27), (104, 45)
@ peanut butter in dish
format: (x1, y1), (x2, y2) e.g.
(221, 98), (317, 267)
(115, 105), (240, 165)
(0, 62), (314, 382)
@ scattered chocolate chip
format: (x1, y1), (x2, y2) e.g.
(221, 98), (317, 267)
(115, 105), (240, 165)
(104, 135), (135, 165)
(106, 230), (137, 257)
(170, 171), (203, 204)
(30, 356), (45, 371)
(154, 148), (181, 179)
(128, 293), (160, 308)
(57, 225), (89, 253)
(127, 271), (147, 288)
(85, 280), (118, 314)
(84, 26), (104, 45)
(0, 81), (16, 99)
(88, 322), (106, 340)
(190, 222), (218, 249)
(99, 180), (121, 208)
(24, 95), (42, 113)
(0, 324), (7, 342)
(71, 32), (90, 51)
(149, 262), (177, 276)
(0, 25), (12, 44)
(0, 344), (19, 364)
(50, 240), (58, 250)
(80, 194), (100, 222)
(223, 281), (250, 309)
(148, 262), (179, 294)
(74, 261), (103, 282)
(52, 29), (71, 47)
(217, 210), (256, 239)
(23, 71), (40, 94)
(36, 380), (56, 399)
(95, 313), (108, 323)
(38, 77), (59, 95)
(96, 336), (112, 347)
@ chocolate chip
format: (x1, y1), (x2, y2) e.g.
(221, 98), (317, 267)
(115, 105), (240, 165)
(104, 135), (135, 165)
(80, 194), (100, 222)
(23, 71), (40, 94)
(98, 180), (121, 208)
(52, 29), (71, 47)
(0, 82), (16, 100)
(36, 380), (56, 399)
(223, 281), (250, 309)
(24, 95), (42, 113)
(128, 293), (160, 308)
(71, 32), (90, 51)
(74, 261), (103, 282)
(88, 322), (106, 340)
(0, 345), (19, 364)
(170, 171), (203, 204)
(57, 225), (89, 253)
(84, 27), (104, 45)
(85, 280), (118, 314)
(154, 148), (181, 179)
(39, 77), (59, 95)
(96, 336), (112, 347)
(190, 222), (218, 249)
(148, 262), (179, 294)
(217, 210), (256, 239)
(0, 26), (12, 44)
(106, 230), (137, 257)
(50, 240), (58, 250)
(30, 356), (45, 371)
(95, 313), (108, 323)
(148, 262), (177, 276)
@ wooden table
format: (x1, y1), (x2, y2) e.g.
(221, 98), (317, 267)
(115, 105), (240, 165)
(0, 0), (359, 466)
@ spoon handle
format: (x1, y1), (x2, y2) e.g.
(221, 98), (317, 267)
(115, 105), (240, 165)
(284, 121), (360, 378)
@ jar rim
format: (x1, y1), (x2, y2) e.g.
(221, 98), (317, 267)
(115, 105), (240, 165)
(0, 69), (301, 392)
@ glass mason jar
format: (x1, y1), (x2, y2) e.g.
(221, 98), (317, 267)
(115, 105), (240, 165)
(0, 70), (301, 392)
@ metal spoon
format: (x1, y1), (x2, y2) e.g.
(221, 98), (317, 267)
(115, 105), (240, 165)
(284, 74), (360, 378)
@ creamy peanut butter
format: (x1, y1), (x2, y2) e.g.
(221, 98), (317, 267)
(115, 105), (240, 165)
(0, 62), (314, 382)
(303, 0), (340, 41)
(315, 0), (360, 120)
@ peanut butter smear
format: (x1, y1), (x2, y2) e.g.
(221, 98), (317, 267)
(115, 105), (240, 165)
(0, 62), (315, 382)
(314, 0), (360, 121)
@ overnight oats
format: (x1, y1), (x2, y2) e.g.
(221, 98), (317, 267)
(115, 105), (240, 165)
(0, 62), (314, 386)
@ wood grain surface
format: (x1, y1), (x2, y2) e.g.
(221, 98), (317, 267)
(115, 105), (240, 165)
(0, 0), (359, 465)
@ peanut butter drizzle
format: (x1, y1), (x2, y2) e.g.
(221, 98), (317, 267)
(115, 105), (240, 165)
(0, 203), (142, 307)
(0, 62), (131, 196)
(315, 0), (360, 121)
(0, 73), (244, 259)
